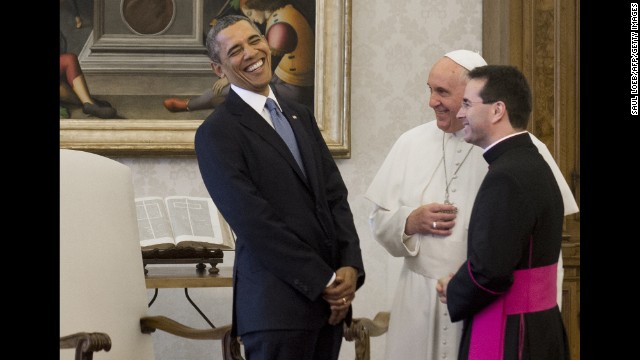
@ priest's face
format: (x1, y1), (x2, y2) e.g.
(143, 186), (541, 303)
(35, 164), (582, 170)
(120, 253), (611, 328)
(458, 78), (495, 148)
(427, 57), (467, 133)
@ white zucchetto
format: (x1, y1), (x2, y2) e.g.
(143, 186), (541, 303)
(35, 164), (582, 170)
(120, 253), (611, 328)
(444, 49), (487, 71)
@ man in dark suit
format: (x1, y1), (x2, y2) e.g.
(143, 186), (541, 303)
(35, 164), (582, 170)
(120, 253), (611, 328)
(436, 65), (569, 359)
(195, 15), (365, 360)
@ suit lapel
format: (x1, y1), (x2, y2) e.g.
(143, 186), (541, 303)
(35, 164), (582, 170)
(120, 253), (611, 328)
(280, 101), (319, 192)
(227, 91), (310, 186)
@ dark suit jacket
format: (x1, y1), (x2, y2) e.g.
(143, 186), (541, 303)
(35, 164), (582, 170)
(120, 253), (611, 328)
(195, 89), (365, 337)
(446, 133), (569, 359)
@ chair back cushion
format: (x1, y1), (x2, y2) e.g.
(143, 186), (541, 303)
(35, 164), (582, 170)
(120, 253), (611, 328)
(60, 149), (155, 360)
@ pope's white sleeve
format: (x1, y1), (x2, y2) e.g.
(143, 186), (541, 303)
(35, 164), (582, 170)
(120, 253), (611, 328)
(368, 203), (419, 257)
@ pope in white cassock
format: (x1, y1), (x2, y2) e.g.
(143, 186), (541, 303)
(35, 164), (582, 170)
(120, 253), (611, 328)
(364, 50), (579, 360)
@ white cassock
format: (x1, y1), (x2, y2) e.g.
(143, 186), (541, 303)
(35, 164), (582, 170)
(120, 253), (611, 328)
(365, 120), (579, 360)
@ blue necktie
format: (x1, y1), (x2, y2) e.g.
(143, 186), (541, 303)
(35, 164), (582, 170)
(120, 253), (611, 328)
(265, 98), (306, 176)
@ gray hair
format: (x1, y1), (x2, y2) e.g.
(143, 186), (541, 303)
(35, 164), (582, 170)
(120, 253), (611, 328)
(206, 15), (262, 63)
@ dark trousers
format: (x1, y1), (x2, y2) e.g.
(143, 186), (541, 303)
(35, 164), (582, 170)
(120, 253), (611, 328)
(240, 322), (343, 360)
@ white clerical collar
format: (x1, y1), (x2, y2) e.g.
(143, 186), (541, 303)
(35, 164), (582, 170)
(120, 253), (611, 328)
(231, 84), (279, 114)
(483, 130), (527, 153)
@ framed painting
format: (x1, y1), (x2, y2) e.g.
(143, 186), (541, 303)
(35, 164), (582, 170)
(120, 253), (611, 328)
(59, 0), (352, 158)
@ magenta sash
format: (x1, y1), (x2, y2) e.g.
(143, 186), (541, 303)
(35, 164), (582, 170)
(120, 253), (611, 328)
(468, 263), (557, 360)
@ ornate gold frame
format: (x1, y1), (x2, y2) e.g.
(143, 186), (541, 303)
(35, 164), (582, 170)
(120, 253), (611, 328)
(60, 0), (352, 158)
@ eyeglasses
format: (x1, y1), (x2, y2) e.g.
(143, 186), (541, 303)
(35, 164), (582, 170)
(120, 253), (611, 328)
(461, 99), (497, 110)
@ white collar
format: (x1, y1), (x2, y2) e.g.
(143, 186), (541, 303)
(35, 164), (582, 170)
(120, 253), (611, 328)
(483, 130), (528, 153)
(231, 84), (279, 114)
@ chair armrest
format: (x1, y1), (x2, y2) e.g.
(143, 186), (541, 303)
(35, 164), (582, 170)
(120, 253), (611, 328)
(60, 332), (112, 360)
(343, 311), (390, 360)
(140, 315), (230, 340)
(140, 316), (244, 359)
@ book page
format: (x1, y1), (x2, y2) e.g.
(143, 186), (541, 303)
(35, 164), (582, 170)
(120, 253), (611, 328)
(164, 196), (234, 250)
(135, 196), (176, 248)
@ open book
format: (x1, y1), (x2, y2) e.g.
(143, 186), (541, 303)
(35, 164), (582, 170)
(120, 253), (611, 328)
(135, 196), (235, 252)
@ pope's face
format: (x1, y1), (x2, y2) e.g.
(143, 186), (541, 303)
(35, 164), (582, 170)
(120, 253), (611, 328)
(211, 20), (272, 96)
(427, 57), (467, 133)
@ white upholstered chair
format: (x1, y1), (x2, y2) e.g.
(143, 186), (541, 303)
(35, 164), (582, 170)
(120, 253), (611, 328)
(60, 149), (236, 360)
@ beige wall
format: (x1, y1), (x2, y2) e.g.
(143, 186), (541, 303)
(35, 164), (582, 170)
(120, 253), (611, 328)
(115, 1), (482, 358)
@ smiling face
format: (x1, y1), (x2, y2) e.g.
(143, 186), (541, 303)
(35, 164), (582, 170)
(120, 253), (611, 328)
(427, 57), (469, 133)
(211, 20), (272, 96)
(458, 78), (496, 148)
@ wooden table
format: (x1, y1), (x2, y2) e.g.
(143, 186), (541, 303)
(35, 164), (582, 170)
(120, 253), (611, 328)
(145, 266), (233, 288)
(144, 266), (233, 328)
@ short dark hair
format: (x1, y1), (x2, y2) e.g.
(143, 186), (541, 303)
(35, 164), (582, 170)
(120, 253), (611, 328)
(468, 65), (532, 130)
(206, 15), (262, 63)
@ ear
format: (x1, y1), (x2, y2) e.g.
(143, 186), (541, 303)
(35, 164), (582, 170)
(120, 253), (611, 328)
(494, 101), (505, 116)
(491, 101), (506, 124)
(211, 62), (224, 78)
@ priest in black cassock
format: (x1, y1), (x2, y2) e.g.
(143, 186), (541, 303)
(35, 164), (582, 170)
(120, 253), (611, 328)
(436, 65), (570, 360)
